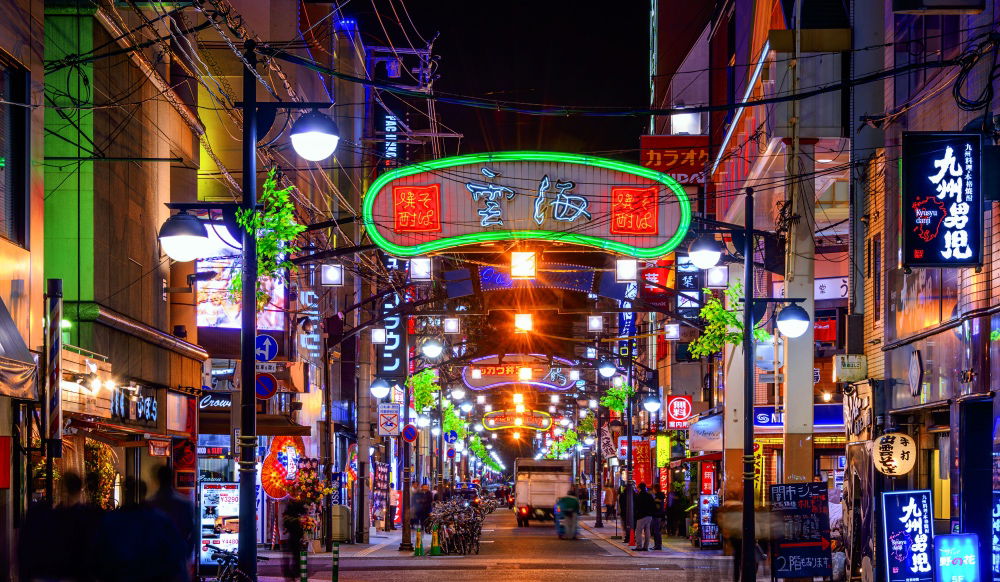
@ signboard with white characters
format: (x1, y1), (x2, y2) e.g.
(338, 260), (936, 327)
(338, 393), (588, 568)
(199, 482), (240, 566)
(882, 490), (934, 582)
(874, 432), (917, 476)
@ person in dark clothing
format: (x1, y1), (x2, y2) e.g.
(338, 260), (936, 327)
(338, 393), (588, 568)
(651, 485), (666, 550)
(632, 483), (656, 551)
(411, 484), (433, 529)
(282, 499), (308, 581)
(149, 466), (197, 564)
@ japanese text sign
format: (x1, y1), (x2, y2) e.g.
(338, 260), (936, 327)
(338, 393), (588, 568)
(882, 490), (935, 582)
(363, 151), (691, 259)
(462, 354), (576, 391)
(769, 482), (833, 579)
(666, 395), (693, 429)
(992, 491), (1000, 580)
(640, 135), (710, 185)
(934, 533), (980, 582)
(902, 132), (982, 268)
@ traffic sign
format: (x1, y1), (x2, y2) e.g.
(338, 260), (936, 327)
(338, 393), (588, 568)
(443, 429), (458, 444)
(255, 362), (278, 373)
(401, 424), (418, 443)
(254, 334), (279, 362)
(255, 373), (278, 400)
(378, 403), (401, 436)
(446, 448), (456, 459)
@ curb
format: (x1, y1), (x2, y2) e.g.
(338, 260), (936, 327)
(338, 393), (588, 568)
(578, 521), (638, 557)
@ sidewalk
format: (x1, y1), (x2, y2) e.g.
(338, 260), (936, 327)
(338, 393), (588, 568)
(578, 520), (727, 559)
(259, 527), (433, 561)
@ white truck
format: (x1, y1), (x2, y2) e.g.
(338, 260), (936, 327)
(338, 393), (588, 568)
(513, 458), (572, 527)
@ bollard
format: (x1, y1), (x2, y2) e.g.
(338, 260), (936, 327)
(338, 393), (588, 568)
(331, 541), (339, 582)
(299, 549), (308, 582)
(413, 525), (424, 556)
(429, 524), (442, 556)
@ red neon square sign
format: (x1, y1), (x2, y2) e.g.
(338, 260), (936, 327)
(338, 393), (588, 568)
(610, 186), (658, 235)
(393, 184), (442, 233)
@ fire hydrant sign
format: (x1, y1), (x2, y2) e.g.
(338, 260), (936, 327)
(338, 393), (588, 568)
(882, 490), (935, 582)
(666, 395), (693, 429)
(378, 403), (401, 436)
(768, 482), (833, 579)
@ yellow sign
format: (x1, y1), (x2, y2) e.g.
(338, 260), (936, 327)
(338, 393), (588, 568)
(656, 435), (671, 468)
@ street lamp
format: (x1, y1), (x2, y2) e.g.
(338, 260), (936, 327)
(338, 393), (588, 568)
(420, 339), (444, 359)
(289, 109), (340, 161)
(687, 234), (723, 269)
(598, 360), (617, 379)
(451, 387), (466, 400)
(460, 401), (473, 413)
(776, 303), (810, 338)
(642, 392), (661, 413)
(157, 211), (209, 262)
(370, 379), (391, 400)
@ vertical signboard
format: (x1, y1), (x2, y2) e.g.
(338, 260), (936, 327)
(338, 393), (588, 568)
(992, 491), (1000, 581)
(199, 482), (240, 566)
(699, 494), (720, 547)
(375, 256), (408, 383)
(700, 463), (715, 495)
(769, 483), (833, 578)
(902, 132), (982, 268)
(882, 490), (935, 582)
(666, 395), (693, 429)
(935, 533), (980, 582)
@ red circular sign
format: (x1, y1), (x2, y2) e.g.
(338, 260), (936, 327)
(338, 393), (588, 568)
(255, 372), (278, 400)
(667, 396), (692, 421)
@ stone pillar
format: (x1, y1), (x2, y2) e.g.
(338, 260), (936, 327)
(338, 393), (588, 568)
(782, 139), (816, 483)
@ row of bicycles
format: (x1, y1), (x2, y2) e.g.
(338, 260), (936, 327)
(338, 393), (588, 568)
(425, 494), (499, 555)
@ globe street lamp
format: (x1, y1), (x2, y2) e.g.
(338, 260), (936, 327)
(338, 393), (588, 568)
(776, 303), (811, 338)
(421, 339), (444, 359)
(289, 109), (341, 161)
(687, 234), (723, 269)
(157, 211), (209, 262)
(642, 392), (661, 413)
(598, 360), (617, 379)
(370, 378), (391, 400)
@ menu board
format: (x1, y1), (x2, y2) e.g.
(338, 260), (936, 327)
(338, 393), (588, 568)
(934, 533), (980, 582)
(199, 483), (240, 566)
(769, 483), (833, 578)
(699, 494), (720, 547)
(882, 490), (935, 582)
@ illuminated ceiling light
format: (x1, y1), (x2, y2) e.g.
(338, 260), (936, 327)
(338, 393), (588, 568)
(484, 404), (493, 412)
(510, 251), (537, 279)
(512, 431), (521, 439)
(471, 368), (482, 380)
(410, 257), (433, 281)
(158, 211), (209, 262)
(369, 379), (391, 399)
(515, 404), (525, 413)
(320, 263), (344, 286)
(518, 367), (532, 381)
(512, 393), (524, 404)
(420, 339), (444, 359)
(289, 109), (340, 161)
(587, 315), (604, 333)
(589, 399), (598, 409)
(514, 313), (533, 333)
(662, 324), (680, 341)
(443, 317), (461, 334)
(451, 387), (466, 400)
(550, 394), (560, 404)
(776, 304), (810, 338)
(460, 401), (473, 413)
(612, 375), (624, 388)
(569, 369), (580, 381)
(371, 327), (387, 345)
(706, 266), (729, 289)
(598, 360), (617, 379)
(687, 235), (722, 269)
(476, 394), (486, 404)
(514, 417), (523, 426)
(615, 258), (638, 282)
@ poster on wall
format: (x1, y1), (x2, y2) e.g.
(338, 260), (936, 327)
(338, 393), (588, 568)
(882, 490), (935, 582)
(769, 483), (833, 579)
(199, 483), (240, 566)
(902, 132), (982, 269)
(699, 494), (720, 547)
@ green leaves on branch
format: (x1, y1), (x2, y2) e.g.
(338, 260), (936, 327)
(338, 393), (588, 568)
(687, 282), (771, 359)
(577, 414), (595, 435)
(229, 167), (306, 311)
(442, 402), (468, 439)
(547, 429), (579, 459)
(600, 384), (635, 413)
(468, 435), (501, 471)
(407, 369), (439, 412)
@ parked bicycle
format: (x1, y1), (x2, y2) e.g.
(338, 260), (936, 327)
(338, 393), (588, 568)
(426, 497), (486, 555)
(205, 544), (269, 582)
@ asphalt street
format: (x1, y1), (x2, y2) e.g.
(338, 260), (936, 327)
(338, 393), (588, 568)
(256, 510), (744, 581)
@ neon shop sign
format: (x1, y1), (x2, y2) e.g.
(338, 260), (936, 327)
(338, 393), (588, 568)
(363, 151), (691, 258)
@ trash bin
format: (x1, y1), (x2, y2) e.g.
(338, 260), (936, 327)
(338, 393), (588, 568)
(331, 504), (352, 543)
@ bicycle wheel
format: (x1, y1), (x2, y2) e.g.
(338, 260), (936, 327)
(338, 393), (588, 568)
(219, 565), (254, 582)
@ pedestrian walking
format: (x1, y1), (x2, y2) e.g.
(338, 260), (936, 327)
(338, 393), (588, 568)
(388, 484), (400, 530)
(281, 499), (308, 581)
(149, 466), (197, 572)
(411, 484), (433, 529)
(651, 484), (666, 550)
(632, 483), (655, 551)
(577, 484), (590, 515)
(603, 482), (617, 520)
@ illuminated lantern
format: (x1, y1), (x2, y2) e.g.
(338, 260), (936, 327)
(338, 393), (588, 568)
(873, 432), (916, 476)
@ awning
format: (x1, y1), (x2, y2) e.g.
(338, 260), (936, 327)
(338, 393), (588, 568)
(199, 411), (311, 436)
(0, 296), (37, 399)
(670, 452), (722, 467)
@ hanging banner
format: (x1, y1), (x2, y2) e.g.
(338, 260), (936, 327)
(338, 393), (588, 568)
(363, 151), (691, 258)
(902, 132), (982, 268)
(882, 490), (935, 582)
(600, 428), (616, 459)
(769, 483), (833, 579)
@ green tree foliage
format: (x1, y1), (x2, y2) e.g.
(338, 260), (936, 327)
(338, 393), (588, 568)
(547, 429), (579, 459)
(229, 167), (306, 310)
(577, 414), (595, 435)
(407, 369), (439, 412)
(687, 282), (771, 359)
(468, 435), (501, 471)
(600, 384), (635, 413)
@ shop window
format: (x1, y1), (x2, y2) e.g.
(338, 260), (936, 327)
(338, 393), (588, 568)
(893, 14), (961, 108)
(0, 56), (28, 246)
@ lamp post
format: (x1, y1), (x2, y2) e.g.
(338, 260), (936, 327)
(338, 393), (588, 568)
(593, 365), (605, 529)
(687, 187), (810, 582)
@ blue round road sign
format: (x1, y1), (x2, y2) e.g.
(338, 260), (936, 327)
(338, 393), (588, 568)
(443, 429), (458, 444)
(255, 372), (278, 400)
(254, 334), (279, 362)
(401, 424), (418, 443)
(446, 448), (456, 459)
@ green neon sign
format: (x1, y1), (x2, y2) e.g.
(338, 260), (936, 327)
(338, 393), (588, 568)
(362, 151), (692, 258)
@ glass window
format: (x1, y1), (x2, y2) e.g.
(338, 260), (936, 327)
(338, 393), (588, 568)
(0, 58), (27, 246)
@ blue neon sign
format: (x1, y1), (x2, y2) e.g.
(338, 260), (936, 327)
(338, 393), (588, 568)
(935, 533), (980, 582)
(883, 490), (935, 582)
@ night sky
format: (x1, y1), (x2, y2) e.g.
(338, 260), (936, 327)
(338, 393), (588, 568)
(357, 1), (651, 162)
